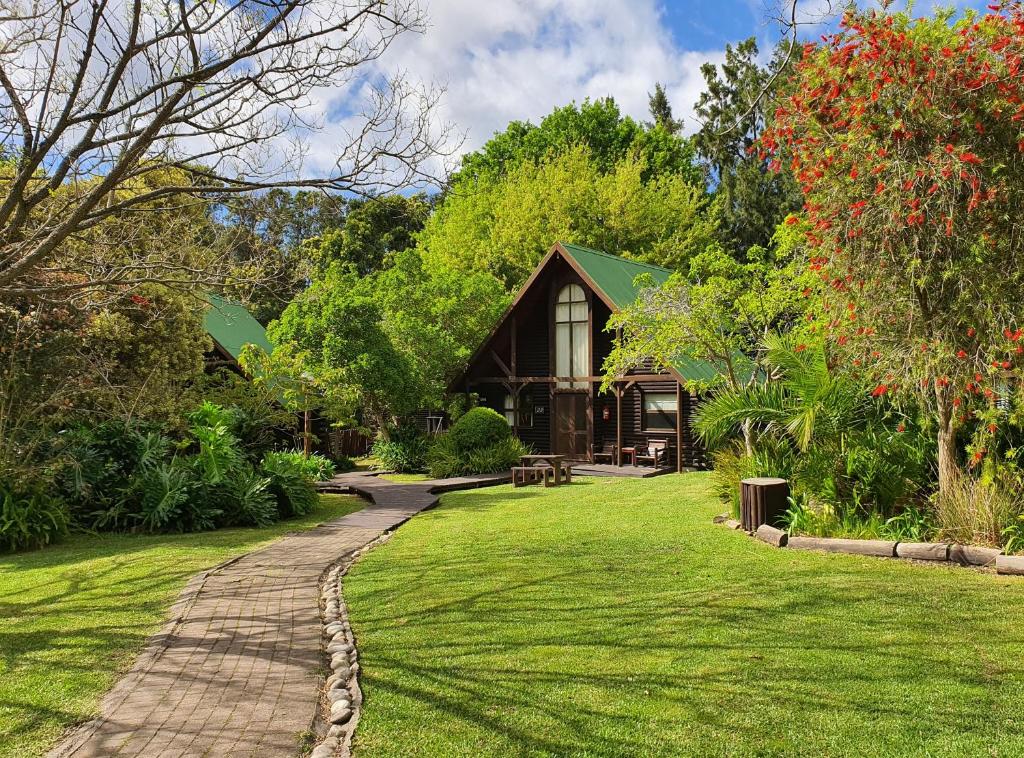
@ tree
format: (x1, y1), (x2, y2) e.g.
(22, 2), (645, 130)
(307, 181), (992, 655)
(421, 145), (715, 288)
(264, 265), (420, 433)
(648, 83), (682, 134)
(0, 0), (449, 299)
(603, 227), (813, 452)
(452, 98), (702, 187)
(312, 194), (432, 275)
(694, 38), (802, 257)
(372, 249), (509, 408)
(761, 6), (1024, 495)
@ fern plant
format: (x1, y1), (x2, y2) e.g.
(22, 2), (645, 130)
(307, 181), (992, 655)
(261, 453), (320, 518)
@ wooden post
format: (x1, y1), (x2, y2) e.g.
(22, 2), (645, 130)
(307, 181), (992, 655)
(615, 384), (623, 467)
(676, 381), (683, 473)
(303, 409), (312, 459)
(740, 478), (790, 531)
(510, 315), (517, 377)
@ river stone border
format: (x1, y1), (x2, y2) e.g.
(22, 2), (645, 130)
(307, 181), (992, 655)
(715, 513), (1012, 574)
(311, 531), (394, 758)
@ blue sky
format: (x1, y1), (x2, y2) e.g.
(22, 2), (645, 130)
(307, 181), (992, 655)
(305, 1), (1000, 174)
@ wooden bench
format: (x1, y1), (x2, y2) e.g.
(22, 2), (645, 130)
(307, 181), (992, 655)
(512, 464), (572, 487)
(512, 465), (554, 487)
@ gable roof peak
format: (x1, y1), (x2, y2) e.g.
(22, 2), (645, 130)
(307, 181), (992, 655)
(553, 241), (673, 311)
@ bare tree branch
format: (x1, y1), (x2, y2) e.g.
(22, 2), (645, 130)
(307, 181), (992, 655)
(713, 0), (839, 136)
(0, 0), (456, 298)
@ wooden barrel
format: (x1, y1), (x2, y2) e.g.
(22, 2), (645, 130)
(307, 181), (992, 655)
(740, 478), (790, 532)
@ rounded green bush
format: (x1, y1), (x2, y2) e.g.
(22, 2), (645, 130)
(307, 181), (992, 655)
(448, 407), (511, 453)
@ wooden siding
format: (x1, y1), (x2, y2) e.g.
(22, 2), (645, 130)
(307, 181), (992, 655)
(461, 253), (709, 469)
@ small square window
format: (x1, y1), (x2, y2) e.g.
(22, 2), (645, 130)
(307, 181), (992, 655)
(504, 393), (533, 428)
(642, 392), (677, 431)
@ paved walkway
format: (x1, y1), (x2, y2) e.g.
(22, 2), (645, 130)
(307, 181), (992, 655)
(50, 471), (508, 758)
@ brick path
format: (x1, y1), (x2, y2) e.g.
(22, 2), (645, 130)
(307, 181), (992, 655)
(50, 471), (508, 758)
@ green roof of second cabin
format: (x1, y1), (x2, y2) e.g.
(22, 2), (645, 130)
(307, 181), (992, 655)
(203, 293), (272, 361)
(558, 242), (673, 310)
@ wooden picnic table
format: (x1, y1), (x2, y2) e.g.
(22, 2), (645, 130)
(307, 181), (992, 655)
(520, 454), (566, 485)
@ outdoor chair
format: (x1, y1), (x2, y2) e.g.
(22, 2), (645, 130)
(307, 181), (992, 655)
(636, 439), (670, 467)
(593, 441), (617, 464)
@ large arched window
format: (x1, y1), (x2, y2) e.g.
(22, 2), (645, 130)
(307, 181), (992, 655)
(555, 283), (588, 389)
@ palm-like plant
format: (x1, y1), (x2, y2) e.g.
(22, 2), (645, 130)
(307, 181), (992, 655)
(695, 334), (871, 454)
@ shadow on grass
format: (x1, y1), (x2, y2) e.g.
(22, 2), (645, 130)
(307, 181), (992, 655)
(344, 478), (1024, 756)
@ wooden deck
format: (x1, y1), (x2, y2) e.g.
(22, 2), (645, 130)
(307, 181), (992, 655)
(570, 463), (674, 478)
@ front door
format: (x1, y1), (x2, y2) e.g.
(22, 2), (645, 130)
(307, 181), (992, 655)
(553, 392), (589, 460)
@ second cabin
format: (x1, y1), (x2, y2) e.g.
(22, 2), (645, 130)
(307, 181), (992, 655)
(451, 242), (716, 471)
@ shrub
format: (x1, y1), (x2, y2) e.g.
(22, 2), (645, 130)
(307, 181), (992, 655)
(936, 472), (1022, 548)
(0, 479), (68, 552)
(215, 468), (277, 527)
(269, 450), (336, 481)
(54, 420), (176, 529)
(427, 434), (528, 479)
(189, 370), (294, 459)
(447, 407), (510, 453)
(372, 426), (429, 473)
(131, 459), (193, 532)
(261, 452), (320, 518)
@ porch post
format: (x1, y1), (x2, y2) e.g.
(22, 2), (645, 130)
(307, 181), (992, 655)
(676, 380), (683, 473)
(615, 383), (623, 467)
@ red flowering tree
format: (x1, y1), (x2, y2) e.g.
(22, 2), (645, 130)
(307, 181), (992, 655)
(762, 5), (1024, 495)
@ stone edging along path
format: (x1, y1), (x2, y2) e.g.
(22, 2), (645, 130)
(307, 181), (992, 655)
(49, 470), (508, 758)
(715, 514), (1024, 575)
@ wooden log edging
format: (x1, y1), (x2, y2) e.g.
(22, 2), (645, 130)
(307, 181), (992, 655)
(713, 516), (1015, 574)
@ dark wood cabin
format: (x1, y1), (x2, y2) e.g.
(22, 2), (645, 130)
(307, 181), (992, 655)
(451, 242), (715, 471)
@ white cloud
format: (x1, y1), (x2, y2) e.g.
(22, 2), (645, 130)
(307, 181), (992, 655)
(302, 0), (731, 178)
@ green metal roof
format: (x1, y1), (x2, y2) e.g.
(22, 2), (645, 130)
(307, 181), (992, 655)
(203, 293), (273, 361)
(558, 242), (672, 310)
(557, 242), (726, 386)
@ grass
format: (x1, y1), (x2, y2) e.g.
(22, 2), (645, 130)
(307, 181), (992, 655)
(0, 493), (363, 758)
(345, 474), (1024, 757)
(378, 473), (432, 483)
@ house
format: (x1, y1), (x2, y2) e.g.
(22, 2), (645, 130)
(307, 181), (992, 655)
(451, 242), (716, 471)
(202, 293), (273, 373)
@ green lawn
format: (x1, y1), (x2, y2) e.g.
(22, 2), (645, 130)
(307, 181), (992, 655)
(345, 474), (1024, 757)
(0, 494), (363, 758)
(378, 473), (432, 483)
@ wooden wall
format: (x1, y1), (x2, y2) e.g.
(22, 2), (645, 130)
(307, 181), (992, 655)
(463, 254), (708, 469)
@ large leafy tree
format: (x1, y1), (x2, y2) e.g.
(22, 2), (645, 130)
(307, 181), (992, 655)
(452, 98), (702, 187)
(264, 250), (507, 430)
(311, 194), (431, 276)
(213, 190), (344, 324)
(694, 38), (802, 257)
(761, 6), (1024, 495)
(265, 265), (419, 432)
(422, 145), (714, 288)
(373, 249), (510, 408)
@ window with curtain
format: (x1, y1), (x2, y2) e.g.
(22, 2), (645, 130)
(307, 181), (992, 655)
(642, 392), (678, 431)
(555, 284), (588, 389)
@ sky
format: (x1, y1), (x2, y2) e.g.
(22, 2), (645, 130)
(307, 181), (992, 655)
(303, 0), (996, 178)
